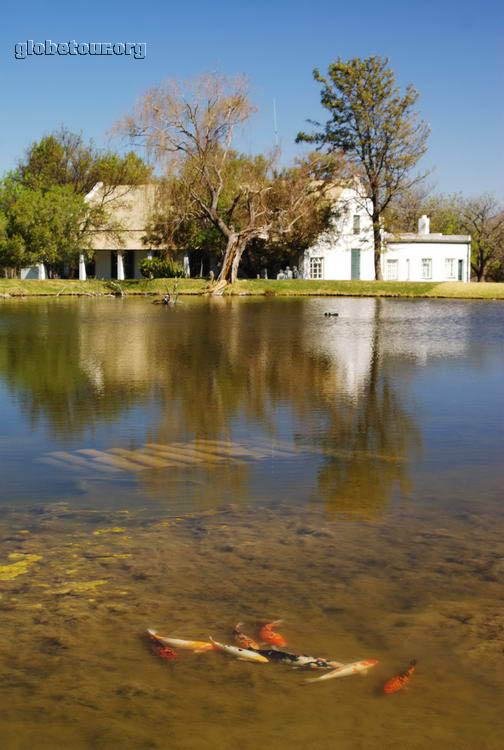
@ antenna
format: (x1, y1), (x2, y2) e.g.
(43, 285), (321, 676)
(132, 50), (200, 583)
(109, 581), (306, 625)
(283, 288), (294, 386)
(273, 99), (279, 146)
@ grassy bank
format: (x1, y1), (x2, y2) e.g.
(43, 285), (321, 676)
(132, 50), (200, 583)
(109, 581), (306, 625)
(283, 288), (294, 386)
(1, 278), (503, 299)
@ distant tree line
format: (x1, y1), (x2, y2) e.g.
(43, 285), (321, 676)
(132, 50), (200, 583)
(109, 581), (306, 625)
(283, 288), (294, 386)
(1, 60), (502, 282)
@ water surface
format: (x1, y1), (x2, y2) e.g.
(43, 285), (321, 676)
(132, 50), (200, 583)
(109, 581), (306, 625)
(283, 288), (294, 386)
(0, 297), (503, 749)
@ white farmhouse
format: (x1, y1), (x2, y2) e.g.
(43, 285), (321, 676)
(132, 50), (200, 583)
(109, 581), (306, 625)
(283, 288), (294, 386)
(80, 183), (190, 281)
(383, 216), (471, 282)
(301, 188), (471, 282)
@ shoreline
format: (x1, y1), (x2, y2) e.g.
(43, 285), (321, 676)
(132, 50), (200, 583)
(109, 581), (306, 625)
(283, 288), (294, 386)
(1, 278), (504, 300)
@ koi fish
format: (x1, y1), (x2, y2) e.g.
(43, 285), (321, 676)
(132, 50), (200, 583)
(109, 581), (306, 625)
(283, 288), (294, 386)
(233, 623), (259, 650)
(147, 629), (215, 653)
(383, 660), (417, 694)
(259, 620), (287, 647)
(209, 637), (269, 663)
(152, 644), (177, 661)
(306, 659), (379, 682)
(256, 648), (343, 670)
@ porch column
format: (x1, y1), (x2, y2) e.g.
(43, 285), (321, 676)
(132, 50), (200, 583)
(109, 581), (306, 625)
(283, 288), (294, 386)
(183, 253), (190, 277)
(37, 263), (46, 280)
(79, 253), (87, 281)
(117, 251), (125, 280)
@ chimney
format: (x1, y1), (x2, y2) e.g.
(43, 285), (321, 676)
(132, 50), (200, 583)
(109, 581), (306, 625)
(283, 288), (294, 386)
(418, 215), (430, 234)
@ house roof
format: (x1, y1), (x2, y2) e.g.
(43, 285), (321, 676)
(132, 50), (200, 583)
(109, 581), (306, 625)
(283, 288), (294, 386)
(84, 183), (159, 251)
(384, 232), (471, 245)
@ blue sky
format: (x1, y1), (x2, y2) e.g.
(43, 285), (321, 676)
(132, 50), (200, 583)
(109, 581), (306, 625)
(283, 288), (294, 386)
(2, 0), (503, 197)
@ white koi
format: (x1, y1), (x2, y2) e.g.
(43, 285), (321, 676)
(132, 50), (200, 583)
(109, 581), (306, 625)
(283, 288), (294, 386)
(147, 629), (215, 653)
(306, 659), (379, 682)
(209, 637), (269, 663)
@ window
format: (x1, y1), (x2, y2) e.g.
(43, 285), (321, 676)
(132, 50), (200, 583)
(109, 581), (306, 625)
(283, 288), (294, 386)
(386, 259), (398, 280)
(353, 215), (361, 234)
(421, 258), (432, 279)
(445, 258), (456, 279)
(310, 257), (324, 279)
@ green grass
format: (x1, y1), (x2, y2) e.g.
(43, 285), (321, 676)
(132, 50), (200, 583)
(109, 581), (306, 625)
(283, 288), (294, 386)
(1, 278), (503, 299)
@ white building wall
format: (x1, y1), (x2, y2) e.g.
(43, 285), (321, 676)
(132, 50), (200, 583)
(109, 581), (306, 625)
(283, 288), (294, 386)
(382, 241), (471, 282)
(303, 188), (375, 280)
(303, 191), (472, 283)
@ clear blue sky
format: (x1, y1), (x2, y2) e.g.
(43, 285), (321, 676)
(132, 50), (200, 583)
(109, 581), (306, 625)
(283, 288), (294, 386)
(3, 0), (503, 198)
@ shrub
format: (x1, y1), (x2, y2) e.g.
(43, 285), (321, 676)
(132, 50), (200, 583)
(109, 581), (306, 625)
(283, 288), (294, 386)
(140, 257), (185, 279)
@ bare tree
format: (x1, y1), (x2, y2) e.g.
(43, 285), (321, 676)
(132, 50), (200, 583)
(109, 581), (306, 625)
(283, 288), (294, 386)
(457, 195), (504, 281)
(115, 73), (340, 285)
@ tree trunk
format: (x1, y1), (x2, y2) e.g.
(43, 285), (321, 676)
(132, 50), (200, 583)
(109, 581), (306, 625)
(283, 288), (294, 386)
(230, 239), (247, 284)
(218, 234), (238, 282)
(373, 219), (382, 281)
(218, 234), (249, 283)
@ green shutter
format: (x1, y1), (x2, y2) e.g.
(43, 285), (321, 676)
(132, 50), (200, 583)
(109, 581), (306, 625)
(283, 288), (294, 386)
(351, 249), (361, 280)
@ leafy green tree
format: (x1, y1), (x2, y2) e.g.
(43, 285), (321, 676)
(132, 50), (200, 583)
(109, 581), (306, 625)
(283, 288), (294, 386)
(17, 127), (152, 197)
(1, 128), (153, 275)
(297, 56), (430, 279)
(0, 184), (88, 271)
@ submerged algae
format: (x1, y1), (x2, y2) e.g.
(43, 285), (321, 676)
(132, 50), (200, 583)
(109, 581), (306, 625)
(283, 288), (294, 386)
(0, 554), (43, 581)
(46, 579), (108, 595)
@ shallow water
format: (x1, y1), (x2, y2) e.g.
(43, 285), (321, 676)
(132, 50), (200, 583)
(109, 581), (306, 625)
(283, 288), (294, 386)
(0, 296), (503, 749)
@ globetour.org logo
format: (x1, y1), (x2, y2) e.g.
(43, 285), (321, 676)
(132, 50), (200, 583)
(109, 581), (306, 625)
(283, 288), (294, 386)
(14, 40), (147, 60)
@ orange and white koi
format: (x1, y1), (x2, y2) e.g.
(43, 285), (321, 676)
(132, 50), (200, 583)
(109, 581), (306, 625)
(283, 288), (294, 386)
(258, 620), (287, 647)
(383, 660), (417, 694)
(232, 623), (259, 650)
(209, 637), (269, 663)
(306, 659), (379, 682)
(147, 629), (214, 653)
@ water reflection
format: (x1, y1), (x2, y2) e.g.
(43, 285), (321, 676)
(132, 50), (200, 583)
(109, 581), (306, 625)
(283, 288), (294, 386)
(0, 301), (152, 438)
(1, 296), (497, 517)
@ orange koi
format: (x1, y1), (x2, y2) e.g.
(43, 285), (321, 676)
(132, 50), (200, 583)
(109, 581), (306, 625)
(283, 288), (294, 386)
(259, 620), (287, 647)
(152, 644), (177, 661)
(233, 623), (259, 650)
(383, 660), (417, 693)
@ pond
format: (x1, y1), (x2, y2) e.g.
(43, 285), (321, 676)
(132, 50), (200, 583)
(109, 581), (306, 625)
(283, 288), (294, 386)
(0, 296), (503, 749)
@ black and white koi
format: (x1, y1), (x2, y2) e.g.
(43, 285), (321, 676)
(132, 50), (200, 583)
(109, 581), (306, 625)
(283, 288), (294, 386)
(256, 648), (343, 669)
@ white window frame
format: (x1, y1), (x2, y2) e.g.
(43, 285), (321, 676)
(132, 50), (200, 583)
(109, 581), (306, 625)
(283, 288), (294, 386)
(385, 259), (399, 281)
(445, 258), (456, 279)
(353, 215), (361, 234)
(421, 258), (432, 280)
(310, 257), (324, 280)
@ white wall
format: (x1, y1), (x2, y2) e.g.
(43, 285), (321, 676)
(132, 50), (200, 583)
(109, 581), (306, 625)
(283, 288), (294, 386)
(303, 188), (375, 280)
(382, 241), (471, 282)
(303, 189), (471, 282)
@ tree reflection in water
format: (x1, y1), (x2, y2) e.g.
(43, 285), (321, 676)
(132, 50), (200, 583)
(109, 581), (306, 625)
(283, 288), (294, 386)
(0, 298), (420, 516)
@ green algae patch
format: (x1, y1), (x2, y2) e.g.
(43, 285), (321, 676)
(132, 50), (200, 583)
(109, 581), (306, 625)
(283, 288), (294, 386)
(0, 554), (43, 581)
(92, 527), (127, 536)
(46, 579), (108, 595)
